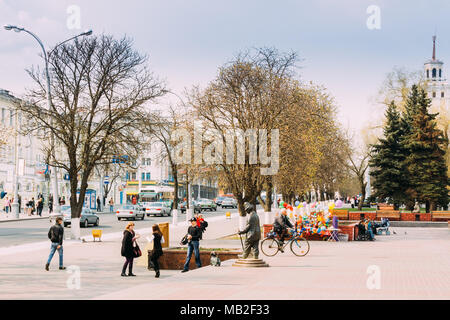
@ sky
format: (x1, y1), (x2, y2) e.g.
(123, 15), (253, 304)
(1, 0), (450, 141)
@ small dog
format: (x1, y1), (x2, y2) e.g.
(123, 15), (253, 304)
(210, 251), (221, 267)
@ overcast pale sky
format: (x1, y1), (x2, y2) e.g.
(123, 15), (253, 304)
(1, 0), (450, 138)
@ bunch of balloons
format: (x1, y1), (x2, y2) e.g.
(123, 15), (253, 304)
(279, 201), (294, 212)
(295, 209), (332, 237)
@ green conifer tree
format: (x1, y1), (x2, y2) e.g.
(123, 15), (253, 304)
(404, 88), (449, 212)
(369, 102), (408, 209)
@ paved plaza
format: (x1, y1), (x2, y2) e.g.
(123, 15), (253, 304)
(0, 210), (449, 300)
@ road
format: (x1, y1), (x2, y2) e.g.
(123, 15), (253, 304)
(0, 206), (240, 248)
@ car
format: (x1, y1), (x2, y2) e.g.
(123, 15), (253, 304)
(197, 199), (217, 211)
(49, 205), (71, 223)
(63, 207), (100, 228)
(144, 202), (172, 217)
(116, 205), (145, 221)
(215, 196), (228, 207)
(179, 201), (202, 214)
(221, 198), (237, 209)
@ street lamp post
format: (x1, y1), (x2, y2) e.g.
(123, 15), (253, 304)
(4, 25), (92, 218)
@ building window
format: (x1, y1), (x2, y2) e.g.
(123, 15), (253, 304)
(142, 158), (151, 166)
(441, 92), (445, 98)
(439, 69), (442, 78)
(9, 110), (13, 126)
(432, 92), (436, 98)
(432, 68), (437, 78)
(146, 173), (151, 181)
(427, 70), (429, 78)
(141, 172), (145, 181)
(131, 172), (136, 180)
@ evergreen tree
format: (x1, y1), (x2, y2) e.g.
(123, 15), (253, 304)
(369, 101), (408, 209)
(400, 84), (421, 210)
(404, 88), (449, 212)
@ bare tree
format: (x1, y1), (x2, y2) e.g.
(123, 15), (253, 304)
(189, 47), (297, 221)
(18, 35), (165, 238)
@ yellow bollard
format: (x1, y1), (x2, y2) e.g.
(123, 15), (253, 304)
(226, 211), (231, 219)
(92, 229), (102, 242)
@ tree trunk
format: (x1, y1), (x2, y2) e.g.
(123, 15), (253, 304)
(425, 200), (430, 213)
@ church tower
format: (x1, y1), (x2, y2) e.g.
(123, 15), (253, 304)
(424, 35), (449, 105)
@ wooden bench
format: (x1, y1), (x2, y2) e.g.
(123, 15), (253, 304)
(331, 210), (348, 220)
(431, 211), (450, 221)
(376, 210), (400, 220)
(378, 204), (394, 211)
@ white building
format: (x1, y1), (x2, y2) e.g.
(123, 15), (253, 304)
(0, 89), (49, 208)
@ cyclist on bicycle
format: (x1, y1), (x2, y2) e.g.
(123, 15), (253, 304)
(273, 208), (294, 252)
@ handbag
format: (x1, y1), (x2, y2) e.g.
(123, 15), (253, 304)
(180, 234), (189, 245)
(133, 242), (142, 258)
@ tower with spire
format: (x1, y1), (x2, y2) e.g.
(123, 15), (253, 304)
(423, 35), (449, 107)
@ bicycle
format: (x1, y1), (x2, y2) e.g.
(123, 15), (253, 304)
(260, 228), (310, 257)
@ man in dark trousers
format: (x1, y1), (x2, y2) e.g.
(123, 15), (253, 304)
(37, 197), (44, 216)
(273, 208), (294, 252)
(97, 197), (101, 212)
(181, 218), (202, 273)
(45, 217), (66, 271)
(238, 202), (261, 259)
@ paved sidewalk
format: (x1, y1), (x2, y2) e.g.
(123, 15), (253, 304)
(1, 210), (449, 300)
(0, 210), (253, 299)
(0, 212), (50, 222)
(96, 227), (450, 300)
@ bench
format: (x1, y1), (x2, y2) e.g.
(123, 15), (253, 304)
(378, 205), (394, 211)
(376, 210), (400, 220)
(431, 211), (450, 221)
(332, 210), (348, 220)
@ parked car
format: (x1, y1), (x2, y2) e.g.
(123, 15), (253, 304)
(215, 196), (228, 207)
(221, 198), (237, 209)
(144, 202), (172, 217)
(179, 201), (202, 214)
(63, 207), (100, 228)
(49, 205), (71, 223)
(116, 205), (145, 221)
(197, 199), (217, 211)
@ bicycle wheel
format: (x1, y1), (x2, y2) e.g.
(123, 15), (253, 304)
(260, 238), (279, 257)
(290, 237), (310, 256)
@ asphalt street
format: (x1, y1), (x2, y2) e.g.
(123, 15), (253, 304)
(0, 206), (239, 248)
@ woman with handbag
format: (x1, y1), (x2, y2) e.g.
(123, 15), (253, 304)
(148, 224), (164, 278)
(121, 222), (140, 277)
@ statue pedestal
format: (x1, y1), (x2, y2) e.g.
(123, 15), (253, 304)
(232, 258), (269, 268)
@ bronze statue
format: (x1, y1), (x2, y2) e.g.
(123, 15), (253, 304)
(238, 202), (261, 259)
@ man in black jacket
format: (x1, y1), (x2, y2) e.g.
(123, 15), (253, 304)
(238, 202), (261, 259)
(273, 208), (293, 252)
(181, 218), (202, 273)
(45, 217), (66, 271)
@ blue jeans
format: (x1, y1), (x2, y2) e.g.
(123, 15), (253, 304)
(110, 205), (114, 213)
(367, 228), (374, 240)
(47, 242), (64, 267)
(183, 240), (201, 271)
